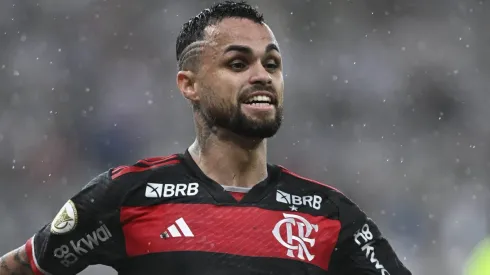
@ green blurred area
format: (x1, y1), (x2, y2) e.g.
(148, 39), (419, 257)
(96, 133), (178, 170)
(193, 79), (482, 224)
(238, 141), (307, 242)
(466, 238), (490, 275)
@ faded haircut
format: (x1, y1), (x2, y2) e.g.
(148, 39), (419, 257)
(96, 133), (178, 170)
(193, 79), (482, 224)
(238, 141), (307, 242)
(175, 1), (264, 71)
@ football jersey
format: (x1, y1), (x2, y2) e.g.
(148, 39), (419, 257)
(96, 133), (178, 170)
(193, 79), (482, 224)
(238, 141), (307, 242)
(25, 151), (412, 275)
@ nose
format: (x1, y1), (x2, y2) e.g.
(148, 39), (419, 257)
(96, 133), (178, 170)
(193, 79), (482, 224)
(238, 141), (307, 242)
(248, 62), (272, 85)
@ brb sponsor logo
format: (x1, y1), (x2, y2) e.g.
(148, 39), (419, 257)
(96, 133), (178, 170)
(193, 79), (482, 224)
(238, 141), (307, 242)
(276, 190), (322, 210)
(145, 182), (199, 198)
(354, 223), (390, 275)
(54, 224), (112, 267)
(272, 213), (318, 261)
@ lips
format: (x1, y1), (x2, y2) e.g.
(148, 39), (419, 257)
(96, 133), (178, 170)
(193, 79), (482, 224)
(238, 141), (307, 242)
(241, 91), (277, 106)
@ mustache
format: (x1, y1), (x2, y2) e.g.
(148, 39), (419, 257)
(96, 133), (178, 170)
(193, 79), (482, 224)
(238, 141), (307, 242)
(239, 84), (278, 103)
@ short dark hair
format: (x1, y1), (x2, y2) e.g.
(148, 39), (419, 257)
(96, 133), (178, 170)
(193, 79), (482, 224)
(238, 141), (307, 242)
(176, 1), (264, 71)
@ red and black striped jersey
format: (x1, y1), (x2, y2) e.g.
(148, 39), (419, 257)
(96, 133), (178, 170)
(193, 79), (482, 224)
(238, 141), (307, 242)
(25, 151), (411, 275)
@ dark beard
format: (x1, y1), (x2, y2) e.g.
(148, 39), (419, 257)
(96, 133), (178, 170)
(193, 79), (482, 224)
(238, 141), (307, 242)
(199, 102), (283, 139)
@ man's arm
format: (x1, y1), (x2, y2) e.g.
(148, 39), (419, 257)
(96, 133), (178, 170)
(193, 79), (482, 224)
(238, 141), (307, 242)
(0, 245), (33, 275)
(1, 171), (127, 275)
(328, 193), (412, 274)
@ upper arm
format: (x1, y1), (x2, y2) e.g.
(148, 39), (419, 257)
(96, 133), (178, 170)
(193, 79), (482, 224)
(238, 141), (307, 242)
(25, 171), (127, 275)
(328, 195), (412, 275)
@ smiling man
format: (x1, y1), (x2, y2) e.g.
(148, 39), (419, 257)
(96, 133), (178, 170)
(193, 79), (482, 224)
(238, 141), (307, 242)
(0, 1), (411, 274)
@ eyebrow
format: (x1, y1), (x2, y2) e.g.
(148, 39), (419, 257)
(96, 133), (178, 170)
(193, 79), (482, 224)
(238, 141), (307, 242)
(223, 43), (280, 55)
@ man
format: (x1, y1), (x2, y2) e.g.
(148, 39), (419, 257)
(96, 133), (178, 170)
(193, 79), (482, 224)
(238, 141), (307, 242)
(0, 1), (412, 274)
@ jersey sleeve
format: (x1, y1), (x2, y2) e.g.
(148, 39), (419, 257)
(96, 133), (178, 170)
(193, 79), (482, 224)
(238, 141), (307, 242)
(25, 171), (127, 275)
(328, 194), (412, 275)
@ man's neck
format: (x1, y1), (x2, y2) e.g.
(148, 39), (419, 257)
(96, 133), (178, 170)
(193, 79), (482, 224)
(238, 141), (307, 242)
(188, 130), (268, 188)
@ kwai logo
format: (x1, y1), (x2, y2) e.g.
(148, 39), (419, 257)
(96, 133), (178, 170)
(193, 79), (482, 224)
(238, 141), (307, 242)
(353, 223), (391, 275)
(53, 224), (112, 268)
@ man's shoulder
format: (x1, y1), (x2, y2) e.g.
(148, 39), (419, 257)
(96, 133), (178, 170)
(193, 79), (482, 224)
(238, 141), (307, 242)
(109, 153), (183, 181)
(83, 153), (184, 194)
(277, 165), (343, 194)
(276, 165), (362, 213)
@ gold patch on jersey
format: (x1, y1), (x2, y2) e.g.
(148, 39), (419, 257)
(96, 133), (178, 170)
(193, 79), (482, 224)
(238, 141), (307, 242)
(50, 200), (78, 234)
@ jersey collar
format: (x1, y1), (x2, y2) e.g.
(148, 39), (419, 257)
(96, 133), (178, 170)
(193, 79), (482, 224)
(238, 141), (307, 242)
(180, 149), (281, 204)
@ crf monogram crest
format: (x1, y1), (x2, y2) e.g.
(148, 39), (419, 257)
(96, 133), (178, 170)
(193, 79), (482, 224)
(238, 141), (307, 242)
(272, 213), (318, 261)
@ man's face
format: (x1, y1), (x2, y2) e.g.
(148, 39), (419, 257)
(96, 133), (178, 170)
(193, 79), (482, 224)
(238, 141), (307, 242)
(195, 18), (284, 139)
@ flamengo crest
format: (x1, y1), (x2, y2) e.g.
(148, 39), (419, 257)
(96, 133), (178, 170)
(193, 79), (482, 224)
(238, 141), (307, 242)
(272, 213), (318, 261)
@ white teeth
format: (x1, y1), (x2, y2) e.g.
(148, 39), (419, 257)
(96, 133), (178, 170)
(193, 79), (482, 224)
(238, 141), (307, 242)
(245, 95), (272, 103)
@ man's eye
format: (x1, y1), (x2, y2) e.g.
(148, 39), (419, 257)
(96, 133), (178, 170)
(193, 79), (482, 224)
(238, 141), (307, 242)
(265, 60), (280, 71)
(229, 61), (247, 70)
(265, 62), (278, 69)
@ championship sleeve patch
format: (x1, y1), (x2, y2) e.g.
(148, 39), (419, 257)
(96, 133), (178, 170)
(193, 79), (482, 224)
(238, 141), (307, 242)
(50, 200), (78, 234)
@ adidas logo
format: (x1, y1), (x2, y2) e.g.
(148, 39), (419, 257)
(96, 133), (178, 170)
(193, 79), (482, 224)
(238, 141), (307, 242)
(160, 217), (194, 238)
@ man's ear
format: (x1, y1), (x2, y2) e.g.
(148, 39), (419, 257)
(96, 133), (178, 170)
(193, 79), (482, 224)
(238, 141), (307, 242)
(177, 70), (200, 103)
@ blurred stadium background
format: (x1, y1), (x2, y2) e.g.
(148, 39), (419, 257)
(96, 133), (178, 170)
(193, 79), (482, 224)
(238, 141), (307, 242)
(1, 0), (489, 274)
